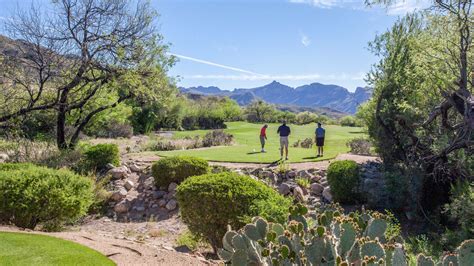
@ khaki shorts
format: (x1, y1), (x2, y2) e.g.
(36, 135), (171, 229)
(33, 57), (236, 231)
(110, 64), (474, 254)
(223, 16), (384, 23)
(280, 136), (289, 149)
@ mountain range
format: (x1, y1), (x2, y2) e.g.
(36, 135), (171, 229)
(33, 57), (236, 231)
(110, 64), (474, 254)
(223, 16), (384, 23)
(180, 81), (372, 114)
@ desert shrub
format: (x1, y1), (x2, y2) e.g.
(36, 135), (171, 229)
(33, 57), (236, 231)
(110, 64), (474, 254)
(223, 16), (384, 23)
(347, 137), (373, 155)
(151, 156), (209, 187)
(202, 130), (233, 147)
(0, 138), (57, 163)
(0, 164), (94, 230)
(339, 115), (361, 127)
(144, 136), (203, 151)
(88, 175), (112, 215)
(38, 149), (84, 170)
(95, 122), (133, 138)
(83, 144), (120, 171)
(295, 111), (318, 125)
(176, 172), (291, 252)
(383, 170), (409, 210)
(296, 177), (310, 188)
(327, 160), (360, 203)
(441, 181), (474, 250)
(292, 138), (313, 148)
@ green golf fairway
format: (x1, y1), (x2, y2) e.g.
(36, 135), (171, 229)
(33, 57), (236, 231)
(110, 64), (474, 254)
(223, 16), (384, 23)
(0, 232), (115, 266)
(156, 122), (365, 163)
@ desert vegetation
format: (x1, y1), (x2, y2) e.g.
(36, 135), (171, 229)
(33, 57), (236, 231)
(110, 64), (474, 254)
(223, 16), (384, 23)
(0, 0), (472, 264)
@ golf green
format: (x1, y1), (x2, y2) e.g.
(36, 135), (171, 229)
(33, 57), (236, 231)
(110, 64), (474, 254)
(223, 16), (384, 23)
(0, 232), (115, 266)
(157, 122), (365, 163)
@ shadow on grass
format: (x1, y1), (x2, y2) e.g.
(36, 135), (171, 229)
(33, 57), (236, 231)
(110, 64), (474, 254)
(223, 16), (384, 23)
(246, 151), (263, 155)
(302, 156), (322, 160)
(349, 131), (364, 134)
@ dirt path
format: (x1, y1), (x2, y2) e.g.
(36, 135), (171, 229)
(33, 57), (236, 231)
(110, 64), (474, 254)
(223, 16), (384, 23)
(125, 152), (379, 170)
(0, 218), (215, 266)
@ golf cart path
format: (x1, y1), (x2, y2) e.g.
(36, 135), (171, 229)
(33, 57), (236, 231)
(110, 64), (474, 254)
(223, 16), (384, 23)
(125, 153), (380, 170)
(0, 225), (213, 266)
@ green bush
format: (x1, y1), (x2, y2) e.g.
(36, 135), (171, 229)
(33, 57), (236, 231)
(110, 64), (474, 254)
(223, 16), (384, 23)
(151, 156), (209, 187)
(327, 160), (360, 203)
(83, 144), (120, 171)
(0, 163), (94, 230)
(176, 172), (291, 252)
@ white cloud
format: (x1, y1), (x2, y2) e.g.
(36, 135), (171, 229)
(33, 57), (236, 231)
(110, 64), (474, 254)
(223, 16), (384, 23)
(289, 0), (357, 9)
(185, 72), (364, 82)
(289, 0), (431, 15)
(169, 53), (262, 75)
(386, 0), (431, 15)
(300, 32), (311, 47)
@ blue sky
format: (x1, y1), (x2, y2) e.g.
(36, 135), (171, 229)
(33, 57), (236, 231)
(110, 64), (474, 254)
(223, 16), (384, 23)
(0, 0), (430, 91)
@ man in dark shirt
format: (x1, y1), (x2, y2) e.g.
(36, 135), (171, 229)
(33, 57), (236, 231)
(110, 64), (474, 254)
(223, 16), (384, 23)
(277, 121), (291, 160)
(315, 122), (325, 157)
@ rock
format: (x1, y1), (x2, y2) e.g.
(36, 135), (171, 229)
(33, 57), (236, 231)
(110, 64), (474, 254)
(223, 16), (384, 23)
(111, 188), (128, 201)
(175, 245), (192, 253)
(108, 166), (129, 179)
(114, 200), (130, 213)
(164, 191), (176, 200)
(165, 199), (177, 211)
(158, 199), (167, 207)
(310, 183), (324, 196)
(278, 183), (291, 196)
(153, 190), (166, 199)
(105, 163), (115, 170)
(297, 170), (312, 179)
(0, 153), (9, 163)
(135, 206), (145, 212)
(287, 171), (297, 179)
(293, 186), (305, 202)
(311, 175), (321, 183)
(124, 180), (134, 191)
(129, 164), (141, 173)
(168, 182), (178, 192)
(322, 187), (333, 202)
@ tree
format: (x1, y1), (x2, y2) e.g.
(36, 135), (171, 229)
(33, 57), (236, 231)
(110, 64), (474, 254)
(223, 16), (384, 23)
(0, 0), (175, 149)
(245, 100), (276, 123)
(363, 0), (473, 210)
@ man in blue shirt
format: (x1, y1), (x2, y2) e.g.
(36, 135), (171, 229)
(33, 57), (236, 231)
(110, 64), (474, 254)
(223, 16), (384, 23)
(315, 122), (325, 157)
(277, 121), (291, 160)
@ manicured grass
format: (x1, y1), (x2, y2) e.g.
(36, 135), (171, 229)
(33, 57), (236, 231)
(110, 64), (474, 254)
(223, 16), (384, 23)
(0, 232), (115, 266)
(157, 122), (365, 163)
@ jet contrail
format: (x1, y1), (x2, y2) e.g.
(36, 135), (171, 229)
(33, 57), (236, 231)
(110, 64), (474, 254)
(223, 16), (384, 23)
(169, 53), (263, 76)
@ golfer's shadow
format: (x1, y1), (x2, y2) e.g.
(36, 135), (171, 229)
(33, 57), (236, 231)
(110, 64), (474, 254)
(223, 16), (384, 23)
(246, 151), (262, 155)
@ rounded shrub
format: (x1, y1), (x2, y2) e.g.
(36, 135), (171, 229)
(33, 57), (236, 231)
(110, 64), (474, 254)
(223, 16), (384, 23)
(83, 144), (120, 171)
(176, 172), (291, 252)
(0, 163), (94, 230)
(151, 156), (209, 187)
(327, 160), (360, 203)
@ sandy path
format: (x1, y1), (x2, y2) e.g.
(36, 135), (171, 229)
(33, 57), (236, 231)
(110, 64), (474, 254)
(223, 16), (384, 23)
(0, 222), (215, 266)
(125, 152), (379, 170)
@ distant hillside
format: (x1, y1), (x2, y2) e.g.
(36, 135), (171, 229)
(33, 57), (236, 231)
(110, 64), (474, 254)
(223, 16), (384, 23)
(180, 81), (372, 114)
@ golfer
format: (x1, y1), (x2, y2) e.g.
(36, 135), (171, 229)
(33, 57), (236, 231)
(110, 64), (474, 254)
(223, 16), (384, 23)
(277, 121), (291, 160)
(315, 122), (325, 157)
(260, 124), (268, 152)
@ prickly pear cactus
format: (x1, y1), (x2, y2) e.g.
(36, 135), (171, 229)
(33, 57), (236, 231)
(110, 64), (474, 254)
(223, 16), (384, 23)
(217, 203), (473, 266)
(457, 239), (474, 266)
(417, 254), (435, 266)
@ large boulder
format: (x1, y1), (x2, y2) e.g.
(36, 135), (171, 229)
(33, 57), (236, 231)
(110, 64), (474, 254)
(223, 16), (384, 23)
(114, 200), (130, 213)
(297, 170), (312, 179)
(278, 183), (291, 196)
(111, 188), (128, 201)
(108, 166), (130, 179)
(124, 180), (134, 191)
(322, 187), (333, 202)
(166, 199), (177, 211)
(310, 183), (324, 196)
(293, 186), (305, 202)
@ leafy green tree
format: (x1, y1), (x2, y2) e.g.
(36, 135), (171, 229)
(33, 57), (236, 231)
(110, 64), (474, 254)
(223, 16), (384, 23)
(0, 0), (175, 149)
(245, 100), (277, 123)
